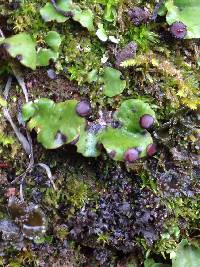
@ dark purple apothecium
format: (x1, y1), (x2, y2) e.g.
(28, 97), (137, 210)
(170, 21), (187, 39)
(140, 114), (154, 129)
(108, 150), (116, 159)
(124, 148), (139, 163)
(76, 100), (91, 117)
(147, 143), (157, 156)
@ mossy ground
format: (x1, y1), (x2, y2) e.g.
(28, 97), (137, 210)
(0, 0), (200, 266)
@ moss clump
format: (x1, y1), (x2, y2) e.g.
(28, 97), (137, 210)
(121, 51), (200, 110)
(41, 165), (98, 219)
(65, 178), (89, 210)
(61, 32), (105, 85)
(8, 0), (46, 37)
(166, 197), (200, 230)
(126, 24), (160, 52)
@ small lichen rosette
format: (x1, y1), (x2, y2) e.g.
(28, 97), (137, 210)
(99, 99), (157, 162)
(22, 98), (86, 149)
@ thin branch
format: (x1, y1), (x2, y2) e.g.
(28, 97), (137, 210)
(3, 78), (31, 155)
(11, 63), (34, 166)
(11, 64), (29, 102)
(19, 183), (24, 202)
(3, 108), (31, 155)
(3, 76), (12, 100)
(36, 163), (57, 190)
(11, 163), (57, 191)
(0, 28), (5, 38)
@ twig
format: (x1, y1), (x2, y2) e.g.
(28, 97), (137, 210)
(2, 75), (33, 186)
(11, 64), (29, 102)
(0, 28), (5, 38)
(3, 75), (12, 100)
(19, 183), (24, 202)
(3, 109), (31, 155)
(11, 63), (34, 166)
(36, 163), (57, 190)
(11, 164), (31, 184)
(3, 78), (31, 155)
(11, 163), (57, 191)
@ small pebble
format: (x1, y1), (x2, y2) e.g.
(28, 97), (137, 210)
(47, 69), (57, 80)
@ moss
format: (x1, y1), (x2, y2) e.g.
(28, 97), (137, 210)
(150, 197), (200, 256)
(65, 177), (89, 210)
(8, 0), (47, 37)
(97, 233), (110, 246)
(121, 51), (200, 110)
(43, 174), (97, 215)
(126, 24), (160, 52)
(166, 197), (200, 229)
(61, 32), (105, 85)
(55, 224), (69, 240)
(0, 119), (20, 160)
(134, 194), (200, 257)
(1, 249), (38, 267)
